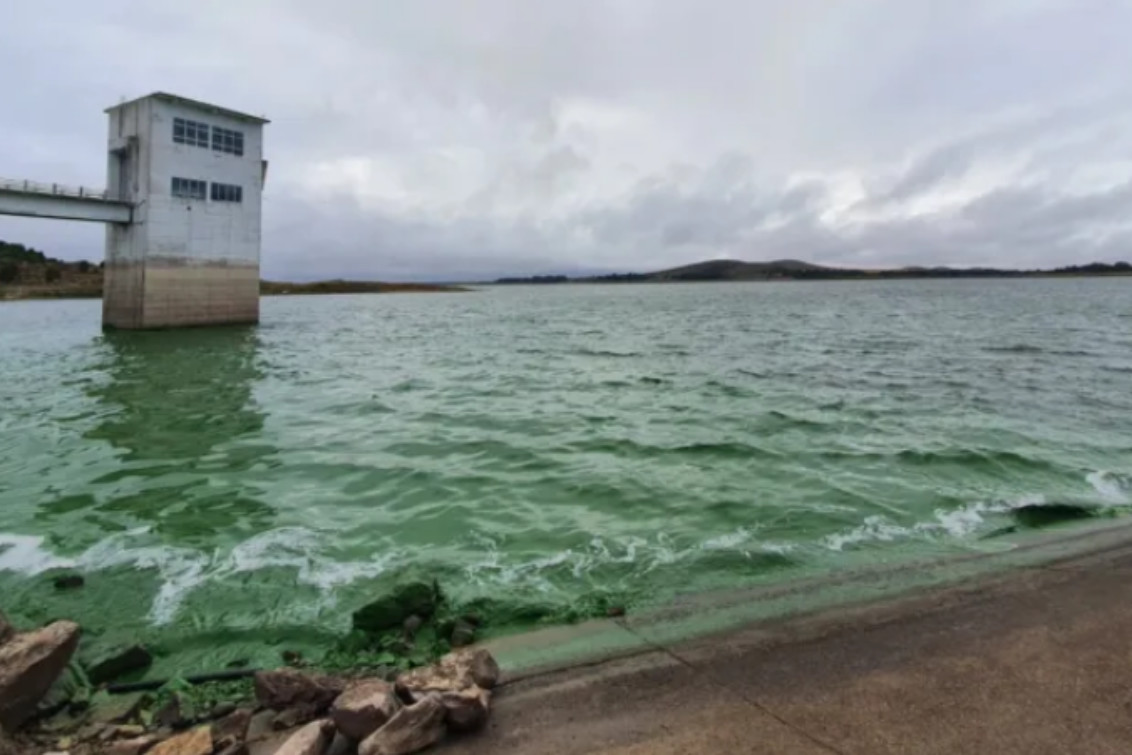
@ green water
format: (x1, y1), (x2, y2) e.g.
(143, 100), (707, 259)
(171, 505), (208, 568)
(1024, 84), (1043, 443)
(1, 280), (1130, 674)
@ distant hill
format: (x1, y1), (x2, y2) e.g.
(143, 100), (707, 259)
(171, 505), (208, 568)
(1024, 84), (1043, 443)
(0, 240), (102, 298)
(648, 258), (829, 281)
(495, 258), (1132, 284)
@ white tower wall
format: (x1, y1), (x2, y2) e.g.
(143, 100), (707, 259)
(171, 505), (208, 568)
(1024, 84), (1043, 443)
(103, 93), (267, 328)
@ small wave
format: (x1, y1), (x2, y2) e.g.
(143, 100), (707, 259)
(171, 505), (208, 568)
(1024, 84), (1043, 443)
(464, 528), (798, 599)
(1088, 470), (1131, 503)
(823, 497), (1034, 551)
(704, 380), (753, 398)
(571, 349), (642, 359)
(984, 344), (1045, 354)
(569, 438), (778, 461)
(815, 447), (1059, 474)
(825, 470), (1132, 552)
(763, 410), (828, 431)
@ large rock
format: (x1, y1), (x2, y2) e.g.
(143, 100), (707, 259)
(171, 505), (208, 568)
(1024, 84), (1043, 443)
(147, 726), (213, 755)
(396, 648), (499, 698)
(254, 669), (346, 712)
(330, 679), (401, 740)
(84, 644), (153, 685)
(358, 697), (445, 755)
(0, 620), (81, 730)
(274, 719), (333, 755)
(352, 581), (440, 634)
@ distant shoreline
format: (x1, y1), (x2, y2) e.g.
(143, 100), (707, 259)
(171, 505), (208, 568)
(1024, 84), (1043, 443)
(490, 271), (1132, 285)
(494, 258), (1132, 285)
(0, 279), (469, 301)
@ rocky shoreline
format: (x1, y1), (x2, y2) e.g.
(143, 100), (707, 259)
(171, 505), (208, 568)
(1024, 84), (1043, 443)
(0, 579), (503, 755)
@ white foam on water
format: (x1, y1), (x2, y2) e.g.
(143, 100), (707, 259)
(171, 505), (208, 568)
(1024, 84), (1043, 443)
(1087, 471), (1129, 504)
(0, 533), (76, 574)
(701, 528), (754, 550)
(0, 526), (403, 626)
(822, 496), (1039, 552)
(212, 527), (402, 591)
(823, 516), (912, 552)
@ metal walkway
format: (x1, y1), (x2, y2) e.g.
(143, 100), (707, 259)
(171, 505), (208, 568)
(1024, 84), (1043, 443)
(0, 177), (132, 223)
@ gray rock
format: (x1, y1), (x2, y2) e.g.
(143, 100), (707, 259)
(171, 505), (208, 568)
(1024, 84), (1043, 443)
(103, 735), (162, 755)
(449, 620), (475, 649)
(88, 691), (146, 725)
(37, 662), (91, 717)
(0, 613), (13, 646)
(245, 710), (276, 743)
(210, 701), (238, 721)
(325, 731), (355, 755)
(434, 686), (491, 732)
(273, 720), (333, 755)
(211, 707), (253, 747)
(401, 616), (423, 642)
(330, 680), (400, 740)
(272, 706), (320, 731)
(154, 695), (187, 730)
(248, 728), (298, 755)
(0, 728), (19, 755)
(85, 644), (153, 685)
(358, 697), (445, 755)
(0, 620), (81, 730)
(254, 669), (345, 713)
(214, 740), (249, 755)
(52, 574), (85, 591)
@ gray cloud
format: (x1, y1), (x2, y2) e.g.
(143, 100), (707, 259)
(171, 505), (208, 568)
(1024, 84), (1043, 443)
(2, 0), (1131, 280)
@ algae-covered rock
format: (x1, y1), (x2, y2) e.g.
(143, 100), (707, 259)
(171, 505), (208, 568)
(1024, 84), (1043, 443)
(37, 661), (92, 716)
(52, 574), (85, 591)
(84, 644), (153, 685)
(352, 581), (441, 635)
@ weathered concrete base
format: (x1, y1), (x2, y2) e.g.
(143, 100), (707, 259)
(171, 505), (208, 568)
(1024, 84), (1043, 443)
(103, 261), (258, 329)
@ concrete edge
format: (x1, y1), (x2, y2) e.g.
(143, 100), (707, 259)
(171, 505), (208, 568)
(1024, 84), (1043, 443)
(483, 517), (1132, 682)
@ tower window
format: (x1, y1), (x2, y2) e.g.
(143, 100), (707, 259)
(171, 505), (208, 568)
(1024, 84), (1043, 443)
(210, 182), (243, 203)
(171, 177), (206, 200)
(212, 126), (245, 156)
(173, 118), (209, 148)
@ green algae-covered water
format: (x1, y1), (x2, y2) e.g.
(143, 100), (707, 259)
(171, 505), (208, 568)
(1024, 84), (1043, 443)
(2, 279), (1131, 675)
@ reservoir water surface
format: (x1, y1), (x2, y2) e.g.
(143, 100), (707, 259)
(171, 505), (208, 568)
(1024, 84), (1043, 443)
(2, 279), (1130, 672)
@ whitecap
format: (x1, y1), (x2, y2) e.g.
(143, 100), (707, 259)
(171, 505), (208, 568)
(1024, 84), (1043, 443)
(1087, 471), (1129, 504)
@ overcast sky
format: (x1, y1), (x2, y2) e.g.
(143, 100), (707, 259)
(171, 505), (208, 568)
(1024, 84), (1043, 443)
(2, 1), (1130, 280)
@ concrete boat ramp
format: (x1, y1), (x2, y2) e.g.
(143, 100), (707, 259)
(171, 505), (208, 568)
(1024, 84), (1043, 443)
(442, 519), (1132, 754)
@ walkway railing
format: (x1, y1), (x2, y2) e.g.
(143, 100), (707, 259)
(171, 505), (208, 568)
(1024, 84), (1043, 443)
(0, 177), (117, 202)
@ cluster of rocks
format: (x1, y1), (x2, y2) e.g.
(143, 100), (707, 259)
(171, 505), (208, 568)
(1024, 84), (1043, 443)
(247, 647), (497, 755)
(0, 608), (501, 755)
